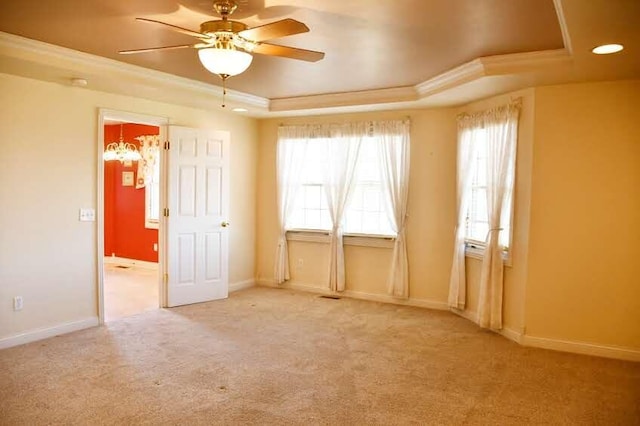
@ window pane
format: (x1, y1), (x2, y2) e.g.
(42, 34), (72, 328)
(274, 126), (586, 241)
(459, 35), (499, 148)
(149, 182), (159, 221)
(305, 209), (321, 229)
(472, 188), (488, 222)
(463, 124), (515, 250)
(281, 132), (404, 236)
(362, 188), (380, 211)
(321, 209), (332, 230)
(349, 186), (363, 210)
(500, 190), (513, 248)
(289, 208), (304, 228)
(305, 185), (321, 209)
(146, 155), (160, 227)
(344, 210), (359, 232)
(469, 221), (489, 242)
(362, 212), (379, 234)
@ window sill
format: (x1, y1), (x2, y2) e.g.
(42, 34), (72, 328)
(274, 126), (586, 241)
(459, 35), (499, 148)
(465, 243), (512, 267)
(286, 230), (395, 248)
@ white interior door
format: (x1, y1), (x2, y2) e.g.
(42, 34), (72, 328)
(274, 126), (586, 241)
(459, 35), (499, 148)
(166, 126), (230, 307)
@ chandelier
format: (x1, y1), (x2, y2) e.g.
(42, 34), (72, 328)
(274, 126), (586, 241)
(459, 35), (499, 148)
(104, 124), (142, 162)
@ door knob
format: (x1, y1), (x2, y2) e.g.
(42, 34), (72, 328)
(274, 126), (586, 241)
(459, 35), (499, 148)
(221, 221), (230, 228)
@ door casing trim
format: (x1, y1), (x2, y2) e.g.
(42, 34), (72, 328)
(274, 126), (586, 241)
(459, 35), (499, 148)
(97, 109), (169, 325)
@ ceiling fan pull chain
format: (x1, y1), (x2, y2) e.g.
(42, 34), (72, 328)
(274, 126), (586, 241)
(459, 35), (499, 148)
(221, 75), (228, 108)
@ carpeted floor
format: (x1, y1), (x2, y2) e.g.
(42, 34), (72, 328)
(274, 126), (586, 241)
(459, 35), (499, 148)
(1, 287), (639, 425)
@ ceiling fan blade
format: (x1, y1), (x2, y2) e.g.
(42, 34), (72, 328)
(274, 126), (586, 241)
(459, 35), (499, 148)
(238, 18), (309, 42)
(119, 44), (195, 55)
(253, 43), (325, 62)
(135, 18), (211, 40)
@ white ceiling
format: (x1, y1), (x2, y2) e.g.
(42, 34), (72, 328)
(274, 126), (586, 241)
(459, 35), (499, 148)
(0, 0), (637, 117)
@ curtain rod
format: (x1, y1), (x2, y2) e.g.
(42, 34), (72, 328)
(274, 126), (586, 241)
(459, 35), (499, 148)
(278, 117), (411, 127)
(457, 97), (523, 120)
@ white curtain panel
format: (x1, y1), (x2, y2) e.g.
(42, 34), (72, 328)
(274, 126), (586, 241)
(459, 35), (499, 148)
(274, 127), (309, 284)
(477, 101), (521, 330)
(325, 123), (364, 291)
(135, 135), (160, 189)
(376, 120), (411, 298)
(447, 118), (480, 309)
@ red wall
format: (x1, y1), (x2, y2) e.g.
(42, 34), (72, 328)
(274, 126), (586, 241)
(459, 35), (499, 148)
(104, 123), (159, 262)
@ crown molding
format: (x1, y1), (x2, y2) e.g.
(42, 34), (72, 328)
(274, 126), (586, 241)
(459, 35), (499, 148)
(273, 49), (570, 112)
(0, 31), (573, 116)
(553, 0), (573, 54)
(415, 59), (485, 97)
(269, 86), (418, 112)
(0, 31), (269, 110)
(480, 49), (572, 74)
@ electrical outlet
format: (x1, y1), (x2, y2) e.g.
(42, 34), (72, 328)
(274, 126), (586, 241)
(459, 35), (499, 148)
(297, 258), (304, 268)
(13, 296), (23, 311)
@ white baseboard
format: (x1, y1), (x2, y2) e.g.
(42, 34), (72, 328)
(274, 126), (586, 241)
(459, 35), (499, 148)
(342, 289), (449, 311)
(104, 256), (158, 270)
(229, 279), (255, 293)
(450, 308), (639, 361)
(0, 317), (99, 350)
(256, 279), (640, 362)
(451, 306), (477, 323)
(258, 279), (333, 295)
(256, 279), (449, 311)
(499, 326), (524, 344)
(522, 335), (640, 362)
(452, 308), (524, 344)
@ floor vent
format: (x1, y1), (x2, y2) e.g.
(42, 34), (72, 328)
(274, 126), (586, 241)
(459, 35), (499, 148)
(115, 265), (131, 269)
(319, 295), (341, 300)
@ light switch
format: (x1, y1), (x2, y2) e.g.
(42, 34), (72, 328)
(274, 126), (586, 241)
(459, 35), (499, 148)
(79, 208), (96, 222)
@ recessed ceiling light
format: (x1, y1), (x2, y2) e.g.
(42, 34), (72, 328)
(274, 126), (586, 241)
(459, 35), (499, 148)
(592, 44), (624, 55)
(232, 108), (248, 112)
(70, 78), (88, 87)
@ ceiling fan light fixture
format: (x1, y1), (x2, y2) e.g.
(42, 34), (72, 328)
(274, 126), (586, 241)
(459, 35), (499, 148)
(198, 47), (253, 77)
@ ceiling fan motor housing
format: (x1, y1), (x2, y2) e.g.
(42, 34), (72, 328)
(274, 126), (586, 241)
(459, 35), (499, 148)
(200, 20), (247, 35)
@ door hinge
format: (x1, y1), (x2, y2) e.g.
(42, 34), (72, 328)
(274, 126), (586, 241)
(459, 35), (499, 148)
(163, 207), (169, 217)
(164, 140), (170, 150)
(163, 273), (168, 284)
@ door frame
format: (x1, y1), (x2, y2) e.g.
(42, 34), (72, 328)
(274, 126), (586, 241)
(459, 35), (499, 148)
(97, 109), (169, 325)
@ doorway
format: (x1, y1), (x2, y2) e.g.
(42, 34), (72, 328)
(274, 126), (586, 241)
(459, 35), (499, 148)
(98, 110), (169, 324)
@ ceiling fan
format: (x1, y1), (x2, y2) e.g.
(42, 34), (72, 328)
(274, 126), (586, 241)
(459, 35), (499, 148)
(120, 0), (325, 106)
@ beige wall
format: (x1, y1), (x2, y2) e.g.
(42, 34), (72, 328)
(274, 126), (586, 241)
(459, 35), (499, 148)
(526, 80), (640, 349)
(256, 108), (459, 304)
(256, 90), (535, 336)
(2, 69), (637, 355)
(255, 81), (640, 355)
(0, 73), (258, 340)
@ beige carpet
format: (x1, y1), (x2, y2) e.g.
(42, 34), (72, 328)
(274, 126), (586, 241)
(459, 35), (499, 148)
(1, 287), (638, 425)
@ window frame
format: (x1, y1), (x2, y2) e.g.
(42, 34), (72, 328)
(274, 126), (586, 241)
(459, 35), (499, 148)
(285, 135), (396, 238)
(144, 154), (160, 230)
(286, 229), (396, 248)
(462, 125), (516, 265)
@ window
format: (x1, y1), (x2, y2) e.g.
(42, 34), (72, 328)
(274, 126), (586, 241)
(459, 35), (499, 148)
(286, 137), (395, 237)
(289, 140), (332, 231)
(343, 138), (394, 235)
(464, 125), (515, 252)
(145, 155), (160, 229)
